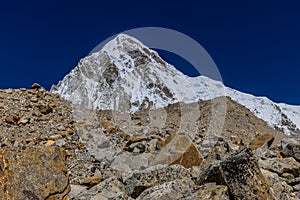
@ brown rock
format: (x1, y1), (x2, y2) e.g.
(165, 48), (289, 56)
(99, 120), (119, 134)
(18, 117), (30, 125)
(129, 135), (148, 143)
(79, 176), (101, 188)
(2, 115), (19, 124)
(30, 83), (42, 90)
(258, 157), (300, 177)
(151, 134), (203, 168)
(249, 133), (274, 150)
(49, 102), (58, 108)
(3, 89), (13, 94)
(39, 105), (53, 114)
(120, 132), (130, 140)
(0, 146), (70, 200)
(282, 173), (294, 179)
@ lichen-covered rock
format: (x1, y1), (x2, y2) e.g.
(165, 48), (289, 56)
(0, 146), (70, 200)
(189, 183), (229, 200)
(125, 164), (191, 198)
(150, 134), (203, 168)
(136, 178), (196, 200)
(220, 146), (275, 200)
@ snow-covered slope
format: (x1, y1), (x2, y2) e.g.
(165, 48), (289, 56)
(51, 34), (201, 112)
(51, 34), (300, 135)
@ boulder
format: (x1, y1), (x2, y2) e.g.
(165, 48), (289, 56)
(281, 142), (300, 162)
(0, 146), (70, 200)
(220, 146), (275, 200)
(281, 138), (299, 150)
(110, 152), (152, 173)
(249, 133), (274, 150)
(74, 176), (132, 200)
(258, 157), (300, 177)
(150, 134), (203, 168)
(194, 160), (225, 186)
(136, 178), (196, 200)
(190, 183), (229, 200)
(125, 164), (191, 198)
(261, 169), (294, 199)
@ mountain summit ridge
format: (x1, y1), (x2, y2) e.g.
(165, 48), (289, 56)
(51, 34), (300, 136)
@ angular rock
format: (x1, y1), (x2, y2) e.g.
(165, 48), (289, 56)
(205, 140), (232, 161)
(281, 142), (300, 162)
(0, 146), (70, 200)
(286, 177), (300, 191)
(199, 137), (219, 158)
(220, 146), (275, 200)
(136, 178), (196, 200)
(125, 164), (191, 198)
(110, 152), (151, 173)
(261, 169), (294, 199)
(30, 83), (42, 90)
(272, 181), (293, 200)
(74, 176), (132, 200)
(249, 133), (274, 150)
(78, 176), (101, 188)
(258, 157), (300, 177)
(68, 185), (87, 199)
(150, 134), (203, 168)
(190, 183), (229, 200)
(281, 138), (299, 150)
(194, 160), (225, 186)
(129, 135), (148, 144)
(99, 120), (119, 134)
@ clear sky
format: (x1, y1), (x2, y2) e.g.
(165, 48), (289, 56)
(0, 0), (299, 105)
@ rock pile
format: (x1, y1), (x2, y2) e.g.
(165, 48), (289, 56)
(0, 85), (299, 199)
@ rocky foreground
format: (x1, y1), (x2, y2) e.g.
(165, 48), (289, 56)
(0, 84), (300, 199)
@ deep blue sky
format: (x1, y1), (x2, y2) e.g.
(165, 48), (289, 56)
(0, 1), (299, 105)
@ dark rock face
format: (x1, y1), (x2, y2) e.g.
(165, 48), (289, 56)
(220, 147), (275, 200)
(0, 146), (70, 200)
(103, 63), (119, 87)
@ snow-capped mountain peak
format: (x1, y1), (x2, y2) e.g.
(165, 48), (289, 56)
(51, 34), (201, 112)
(51, 34), (300, 136)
